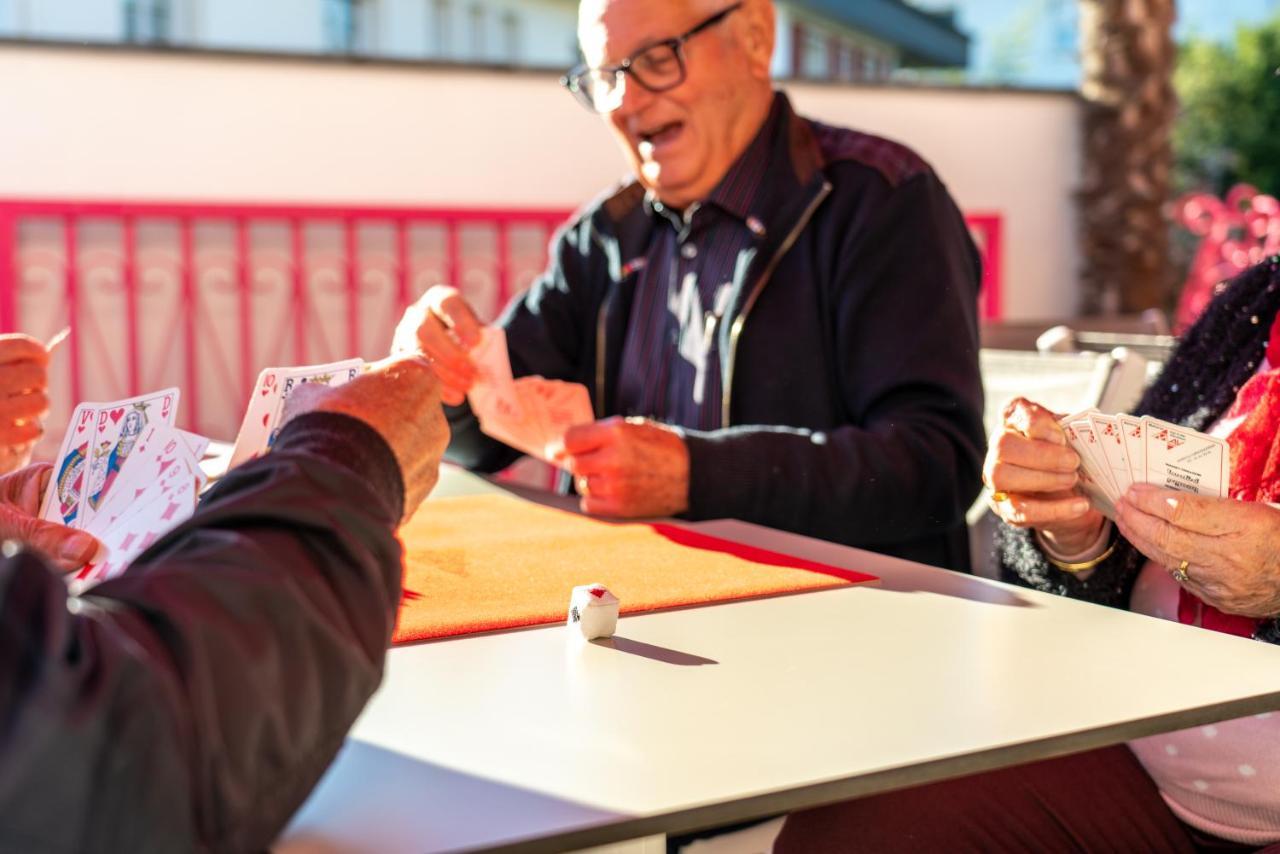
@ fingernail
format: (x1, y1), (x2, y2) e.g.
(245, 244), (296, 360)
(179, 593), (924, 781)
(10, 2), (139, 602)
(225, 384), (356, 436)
(60, 533), (100, 565)
(1064, 451), (1081, 469)
(1070, 499), (1090, 515)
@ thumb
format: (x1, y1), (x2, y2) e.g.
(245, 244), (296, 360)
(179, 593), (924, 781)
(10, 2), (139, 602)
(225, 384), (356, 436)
(0, 505), (102, 571)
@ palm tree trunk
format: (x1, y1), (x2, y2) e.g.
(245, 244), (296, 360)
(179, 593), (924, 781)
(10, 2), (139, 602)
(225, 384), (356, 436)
(1078, 0), (1178, 313)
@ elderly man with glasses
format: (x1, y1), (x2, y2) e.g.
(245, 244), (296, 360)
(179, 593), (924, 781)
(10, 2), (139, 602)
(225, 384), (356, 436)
(395, 0), (985, 572)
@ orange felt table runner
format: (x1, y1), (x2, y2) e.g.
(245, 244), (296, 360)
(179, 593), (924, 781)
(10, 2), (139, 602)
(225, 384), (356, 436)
(392, 494), (878, 644)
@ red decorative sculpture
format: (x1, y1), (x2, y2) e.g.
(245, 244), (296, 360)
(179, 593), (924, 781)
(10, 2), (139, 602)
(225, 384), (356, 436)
(1175, 184), (1280, 331)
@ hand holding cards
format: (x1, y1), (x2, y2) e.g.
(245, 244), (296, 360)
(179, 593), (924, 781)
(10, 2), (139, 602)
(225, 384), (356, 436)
(467, 327), (594, 463)
(1060, 409), (1232, 518)
(228, 358), (365, 469)
(39, 388), (211, 590)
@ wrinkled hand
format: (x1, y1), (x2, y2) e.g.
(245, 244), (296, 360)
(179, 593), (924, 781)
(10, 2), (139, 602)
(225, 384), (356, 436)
(984, 397), (1105, 554)
(283, 355), (451, 524)
(390, 286), (482, 407)
(1116, 484), (1280, 618)
(555, 417), (689, 518)
(0, 463), (101, 571)
(0, 334), (52, 474)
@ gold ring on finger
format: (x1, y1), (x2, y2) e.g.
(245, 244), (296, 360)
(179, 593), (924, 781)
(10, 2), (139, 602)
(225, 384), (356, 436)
(991, 491), (1010, 504)
(1169, 559), (1191, 585)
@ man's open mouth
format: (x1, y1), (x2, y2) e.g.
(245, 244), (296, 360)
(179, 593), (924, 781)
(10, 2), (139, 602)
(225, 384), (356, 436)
(638, 121), (685, 153)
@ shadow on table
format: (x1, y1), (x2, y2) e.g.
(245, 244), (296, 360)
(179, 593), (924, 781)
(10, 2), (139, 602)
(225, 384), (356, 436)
(867, 561), (1038, 608)
(277, 740), (628, 854)
(592, 635), (719, 666)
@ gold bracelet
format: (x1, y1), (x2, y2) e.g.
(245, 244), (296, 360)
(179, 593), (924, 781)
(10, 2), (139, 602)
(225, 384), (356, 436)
(1045, 539), (1118, 574)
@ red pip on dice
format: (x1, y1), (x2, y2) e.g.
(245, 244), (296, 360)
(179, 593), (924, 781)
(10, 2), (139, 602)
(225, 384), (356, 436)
(1060, 408), (1232, 519)
(567, 584), (620, 640)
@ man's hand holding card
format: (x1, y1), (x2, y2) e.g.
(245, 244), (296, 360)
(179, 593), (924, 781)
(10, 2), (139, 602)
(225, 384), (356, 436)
(228, 358), (365, 469)
(466, 327), (595, 464)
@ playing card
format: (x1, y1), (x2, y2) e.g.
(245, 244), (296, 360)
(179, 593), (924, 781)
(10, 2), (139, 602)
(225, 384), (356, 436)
(468, 328), (526, 425)
(228, 359), (364, 469)
(80, 388), (181, 529)
(177, 429), (212, 462)
(229, 368), (284, 470)
(72, 459), (199, 592)
(40, 403), (98, 527)
(90, 422), (202, 530)
(265, 359), (364, 446)
(1142, 416), (1231, 498)
(1064, 413), (1119, 502)
(518, 377), (594, 460)
(1088, 412), (1133, 497)
(1060, 417), (1117, 519)
(526, 378), (594, 435)
(465, 327), (598, 462)
(1118, 415), (1147, 486)
(83, 443), (198, 538)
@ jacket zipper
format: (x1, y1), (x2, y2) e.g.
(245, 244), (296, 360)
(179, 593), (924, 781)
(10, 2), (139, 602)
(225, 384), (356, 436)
(594, 279), (614, 419)
(721, 181), (833, 427)
(592, 180), (832, 424)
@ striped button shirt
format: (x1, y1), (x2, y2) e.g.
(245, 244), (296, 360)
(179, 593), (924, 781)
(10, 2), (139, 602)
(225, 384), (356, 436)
(615, 98), (780, 431)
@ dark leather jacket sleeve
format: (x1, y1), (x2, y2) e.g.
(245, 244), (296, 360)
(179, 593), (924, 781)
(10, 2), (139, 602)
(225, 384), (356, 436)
(0, 412), (405, 853)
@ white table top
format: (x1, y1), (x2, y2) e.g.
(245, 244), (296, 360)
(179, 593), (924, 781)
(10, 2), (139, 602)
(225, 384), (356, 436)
(278, 466), (1280, 853)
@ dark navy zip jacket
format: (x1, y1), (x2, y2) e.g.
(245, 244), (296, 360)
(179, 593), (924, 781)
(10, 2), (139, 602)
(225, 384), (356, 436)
(448, 93), (985, 572)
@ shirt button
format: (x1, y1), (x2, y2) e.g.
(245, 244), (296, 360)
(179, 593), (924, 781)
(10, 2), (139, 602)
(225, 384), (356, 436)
(681, 244), (698, 260)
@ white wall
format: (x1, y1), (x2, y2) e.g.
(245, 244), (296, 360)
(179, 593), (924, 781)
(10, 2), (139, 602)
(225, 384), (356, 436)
(787, 84), (1081, 319)
(0, 44), (1082, 319)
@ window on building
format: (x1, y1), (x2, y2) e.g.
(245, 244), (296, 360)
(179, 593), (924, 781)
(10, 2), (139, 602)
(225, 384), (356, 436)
(842, 45), (858, 81)
(501, 11), (521, 64)
(432, 0), (452, 57)
(325, 0), (355, 51)
(791, 23), (805, 78)
(864, 50), (879, 80)
(123, 0), (171, 44)
(469, 4), (486, 60)
(325, 0), (378, 53)
(801, 27), (828, 79)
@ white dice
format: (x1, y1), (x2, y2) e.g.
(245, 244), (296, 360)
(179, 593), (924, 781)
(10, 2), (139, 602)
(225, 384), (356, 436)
(567, 584), (620, 640)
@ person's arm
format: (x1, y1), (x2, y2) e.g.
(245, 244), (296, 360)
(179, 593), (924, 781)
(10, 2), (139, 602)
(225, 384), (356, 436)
(681, 172), (986, 547)
(997, 521), (1143, 609)
(0, 358), (445, 852)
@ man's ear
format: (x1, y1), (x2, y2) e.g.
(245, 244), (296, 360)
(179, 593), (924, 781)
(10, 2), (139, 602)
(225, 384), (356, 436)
(740, 0), (776, 80)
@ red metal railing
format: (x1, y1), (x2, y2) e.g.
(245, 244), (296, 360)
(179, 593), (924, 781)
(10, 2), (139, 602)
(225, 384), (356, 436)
(0, 198), (1004, 451)
(967, 212), (1003, 322)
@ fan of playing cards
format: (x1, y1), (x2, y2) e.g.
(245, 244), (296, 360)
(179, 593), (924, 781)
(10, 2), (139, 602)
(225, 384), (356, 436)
(225, 328), (593, 469)
(1061, 409), (1233, 519)
(43, 328), (593, 591)
(40, 388), (211, 590)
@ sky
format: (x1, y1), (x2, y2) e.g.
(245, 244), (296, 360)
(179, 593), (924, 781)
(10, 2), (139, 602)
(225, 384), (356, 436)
(910, 0), (1280, 89)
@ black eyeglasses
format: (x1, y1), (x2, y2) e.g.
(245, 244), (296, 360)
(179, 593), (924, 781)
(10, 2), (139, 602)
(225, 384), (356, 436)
(561, 2), (744, 114)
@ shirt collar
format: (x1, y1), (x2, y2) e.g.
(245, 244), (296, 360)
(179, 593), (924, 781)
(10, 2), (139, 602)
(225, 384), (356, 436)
(705, 92), (785, 226)
(642, 93), (785, 234)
